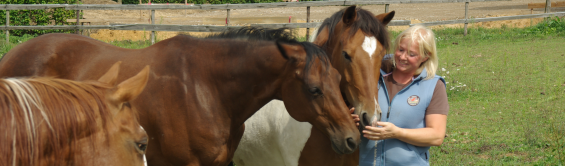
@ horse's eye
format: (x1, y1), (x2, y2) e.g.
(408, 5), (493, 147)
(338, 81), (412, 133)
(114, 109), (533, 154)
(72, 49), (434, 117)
(136, 138), (148, 153)
(137, 142), (148, 152)
(309, 87), (323, 96)
(342, 51), (352, 61)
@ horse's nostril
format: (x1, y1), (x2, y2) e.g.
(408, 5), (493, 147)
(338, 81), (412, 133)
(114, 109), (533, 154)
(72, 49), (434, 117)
(361, 112), (371, 127)
(346, 137), (357, 152)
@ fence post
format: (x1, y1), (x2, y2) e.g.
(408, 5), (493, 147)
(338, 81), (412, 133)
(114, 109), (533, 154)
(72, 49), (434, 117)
(5, 10), (9, 44)
(385, 4), (390, 28)
(464, 2), (469, 36)
(76, 10), (80, 34)
(545, 0), (551, 13)
(151, 9), (155, 44)
(227, 9), (231, 26)
(306, 6), (310, 40)
(289, 16), (292, 37)
(531, 8), (533, 26)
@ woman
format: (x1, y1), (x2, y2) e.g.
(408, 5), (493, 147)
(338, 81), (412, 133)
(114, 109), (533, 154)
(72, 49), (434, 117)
(352, 25), (449, 166)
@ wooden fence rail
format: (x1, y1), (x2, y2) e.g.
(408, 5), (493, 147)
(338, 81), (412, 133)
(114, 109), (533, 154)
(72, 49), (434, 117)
(3, 0), (560, 44)
(4, 11), (564, 32)
(0, 20), (410, 31)
(1, 0), (509, 10)
(411, 12), (565, 27)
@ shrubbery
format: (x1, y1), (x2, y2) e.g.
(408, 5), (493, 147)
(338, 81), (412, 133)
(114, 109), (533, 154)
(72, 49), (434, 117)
(0, 0), (79, 36)
(524, 16), (565, 35)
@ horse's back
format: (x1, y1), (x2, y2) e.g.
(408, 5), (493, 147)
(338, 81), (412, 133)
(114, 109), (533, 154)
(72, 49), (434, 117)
(233, 100), (312, 166)
(0, 33), (158, 81)
(0, 34), (123, 79)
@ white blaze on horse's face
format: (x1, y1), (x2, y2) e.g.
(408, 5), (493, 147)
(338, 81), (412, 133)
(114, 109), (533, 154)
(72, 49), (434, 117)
(362, 36), (378, 59)
(371, 97), (380, 126)
(139, 126), (148, 166)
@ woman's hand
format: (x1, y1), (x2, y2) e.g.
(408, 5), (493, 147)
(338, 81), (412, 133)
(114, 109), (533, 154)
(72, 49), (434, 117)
(362, 122), (405, 140)
(350, 107), (359, 127)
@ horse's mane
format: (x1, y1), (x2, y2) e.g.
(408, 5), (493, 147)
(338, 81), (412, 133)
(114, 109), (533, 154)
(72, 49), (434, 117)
(0, 77), (113, 166)
(205, 27), (297, 43)
(316, 6), (391, 58)
(206, 27), (331, 81)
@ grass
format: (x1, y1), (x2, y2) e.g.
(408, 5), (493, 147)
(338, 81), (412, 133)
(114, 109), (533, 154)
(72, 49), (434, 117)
(419, 18), (565, 165)
(1, 18), (565, 165)
(431, 37), (565, 165)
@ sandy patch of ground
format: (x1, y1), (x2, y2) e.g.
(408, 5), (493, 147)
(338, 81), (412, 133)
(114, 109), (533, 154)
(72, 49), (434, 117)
(80, 0), (565, 41)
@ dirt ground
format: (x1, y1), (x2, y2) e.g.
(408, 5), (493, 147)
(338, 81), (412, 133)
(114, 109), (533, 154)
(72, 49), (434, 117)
(79, 0), (565, 41)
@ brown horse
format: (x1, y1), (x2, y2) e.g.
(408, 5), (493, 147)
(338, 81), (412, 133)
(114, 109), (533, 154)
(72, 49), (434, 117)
(0, 62), (150, 166)
(0, 27), (358, 166)
(300, 6), (395, 166)
(232, 6), (394, 166)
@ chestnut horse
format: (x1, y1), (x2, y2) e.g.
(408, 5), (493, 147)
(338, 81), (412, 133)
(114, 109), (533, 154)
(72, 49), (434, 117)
(0, 62), (150, 166)
(0, 27), (358, 166)
(232, 6), (394, 166)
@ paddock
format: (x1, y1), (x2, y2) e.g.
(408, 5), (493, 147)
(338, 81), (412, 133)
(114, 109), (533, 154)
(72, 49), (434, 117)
(1, 0), (564, 165)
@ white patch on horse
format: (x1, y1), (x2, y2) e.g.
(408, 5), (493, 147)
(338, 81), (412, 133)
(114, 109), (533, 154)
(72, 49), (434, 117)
(372, 97), (380, 126)
(362, 36), (377, 59)
(233, 100), (312, 166)
(143, 154), (147, 166)
(194, 82), (213, 113)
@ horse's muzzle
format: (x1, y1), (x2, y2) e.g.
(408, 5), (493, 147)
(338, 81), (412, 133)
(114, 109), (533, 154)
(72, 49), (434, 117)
(331, 136), (358, 154)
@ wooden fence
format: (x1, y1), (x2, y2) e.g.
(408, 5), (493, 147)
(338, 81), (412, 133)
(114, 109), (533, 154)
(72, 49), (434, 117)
(3, 0), (562, 44)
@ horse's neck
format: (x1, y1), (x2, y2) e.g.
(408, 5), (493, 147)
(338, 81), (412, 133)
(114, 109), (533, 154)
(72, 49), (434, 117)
(197, 41), (288, 127)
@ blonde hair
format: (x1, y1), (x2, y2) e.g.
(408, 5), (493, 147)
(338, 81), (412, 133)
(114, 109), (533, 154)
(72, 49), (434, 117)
(391, 25), (438, 80)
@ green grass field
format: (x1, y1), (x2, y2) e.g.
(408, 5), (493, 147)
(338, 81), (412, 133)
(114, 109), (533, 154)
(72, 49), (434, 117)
(428, 26), (565, 165)
(425, 18), (565, 165)
(1, 18), (564, 165)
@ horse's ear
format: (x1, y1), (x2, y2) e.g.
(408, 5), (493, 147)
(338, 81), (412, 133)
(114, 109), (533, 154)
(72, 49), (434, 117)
(375, 11), (395, 26)
(98, 61), (122, 86)
(110, 66), (150, 103)
(276, 41), (305, 62)
(342, 5), (357, 25)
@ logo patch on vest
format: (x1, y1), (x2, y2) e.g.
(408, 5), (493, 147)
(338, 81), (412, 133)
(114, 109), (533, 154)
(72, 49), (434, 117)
(407, 95), (420, 106)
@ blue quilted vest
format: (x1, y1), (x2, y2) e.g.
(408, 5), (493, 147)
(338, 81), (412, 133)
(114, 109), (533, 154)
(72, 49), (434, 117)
(359, 68), (445, 166)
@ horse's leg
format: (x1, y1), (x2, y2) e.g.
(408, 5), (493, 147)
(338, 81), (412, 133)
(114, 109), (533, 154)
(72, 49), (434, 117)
(222, 124), (245, 166)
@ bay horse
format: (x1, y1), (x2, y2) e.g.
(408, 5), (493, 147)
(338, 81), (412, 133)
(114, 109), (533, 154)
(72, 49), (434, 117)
(0, 62), (150, 166)
(232, 6), (395, 166)
(0, 27), (358, 166)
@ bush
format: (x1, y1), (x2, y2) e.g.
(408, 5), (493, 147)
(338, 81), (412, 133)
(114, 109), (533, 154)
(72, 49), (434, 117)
(524, 16), (565, 35)
(0, 0), (79, 36)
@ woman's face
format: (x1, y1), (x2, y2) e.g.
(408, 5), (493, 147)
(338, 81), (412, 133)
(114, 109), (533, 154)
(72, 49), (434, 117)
(394, 38), (428, 75)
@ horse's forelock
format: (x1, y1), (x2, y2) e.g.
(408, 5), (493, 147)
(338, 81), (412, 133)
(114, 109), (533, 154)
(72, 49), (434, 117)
(350, 9), (390, 53)
(0, 78), (113, 165)
(301, 42), (331, 83)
